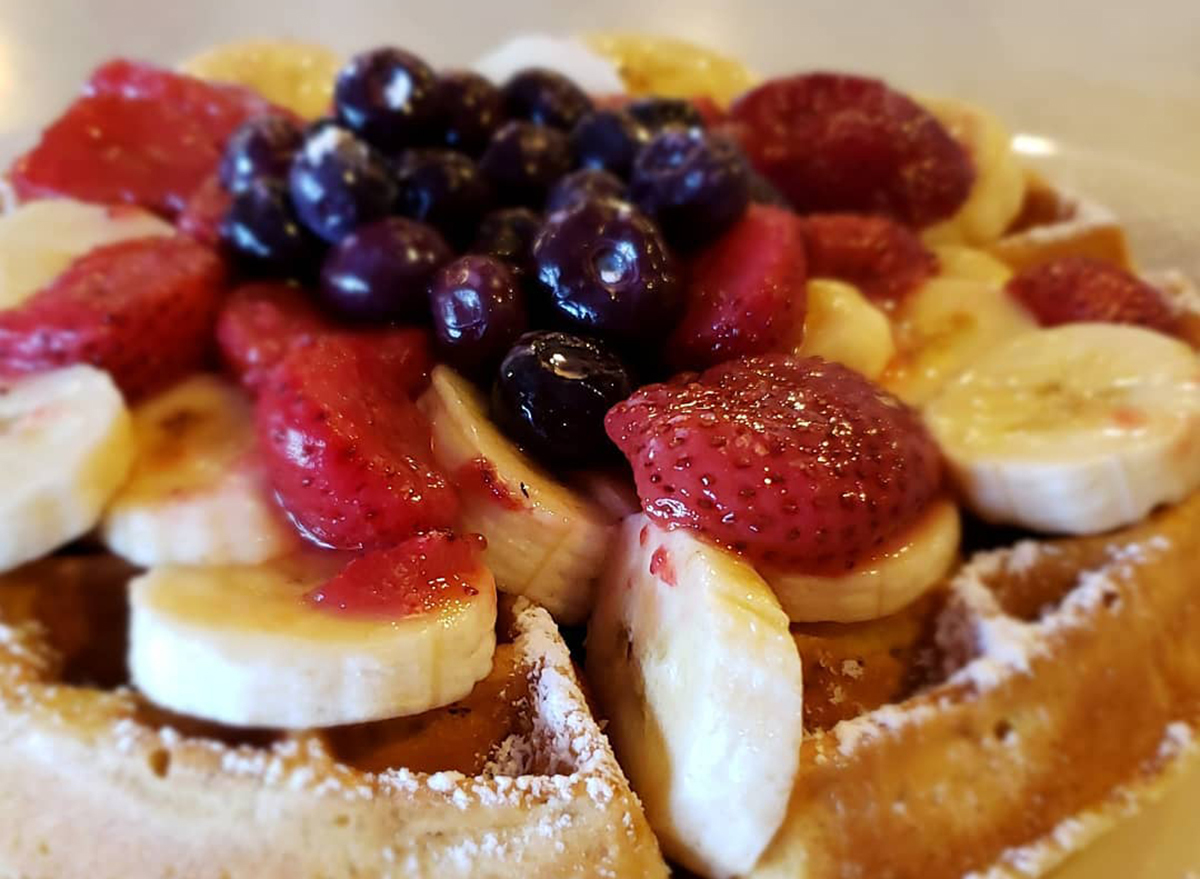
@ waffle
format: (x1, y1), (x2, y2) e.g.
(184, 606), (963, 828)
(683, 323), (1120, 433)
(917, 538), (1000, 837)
(0, 557), (668, 879)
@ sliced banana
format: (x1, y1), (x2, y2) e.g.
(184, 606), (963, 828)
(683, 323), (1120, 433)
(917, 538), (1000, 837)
(583, 32), (758, 104)
(921, 97), (1027, 246)
(927, 323), (1200, 535)
(932, 244), (1014, 286)
(101, 375), (297, 567)
(0, 200), (173, 310)
(795, 278), (896, 379)
(882, 275), (1038, 405)
(587, 515), (804, 878)
(180, 39), (341, 119)
(418, 366), (613, 624)
(129, 550), (498, 728)
(0, 366), (134, 573)
(761, 499), (960, 623)
(473, 34), (626, 94)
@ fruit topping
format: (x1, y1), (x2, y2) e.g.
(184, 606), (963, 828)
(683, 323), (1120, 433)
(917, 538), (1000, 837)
(626, 96), (707, 133)
(428, 70), (506, 156)
(219, 113), (304, 193)
(256, 336), (457, 550)
(501, 68), (594, 130)
(668, 204), (808, 370)
(569, 109), (650, 178)
(630, 128), (749, 250)
(0, 236), (226, 400)
(1005, 256), (1177, 333)
(472, 207), (542, 284)
(288, 122), (397, 243)
(800, 213), (938, 306)
(605, 355), (943, 571)
(492, 330), (633, 467)
(730, 73), (974, 227)
(429, 255), (529, 378)
(179, 39), (341, 120)
(177, 173), (233, 247)
(479, 121), (573, 207)
(531, 197), (683, 345)
(221, 178), (321, 276)
(394, 149), (493, 248)
(333, 46), (438, 151)
(545, 167), (627, 214)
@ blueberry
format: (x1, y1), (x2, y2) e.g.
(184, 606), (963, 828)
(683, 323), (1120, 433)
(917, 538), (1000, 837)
(626, 97), (706, 133)
(220, 179), (321, 276)
(288, 124), (397, 244)
(472, 207), (542, 283)
(745, 166), (792, 207)
(429, 255), (528, 377)
(545, 168), (627, 214)
(501, 68), (593, 130)
(630, 129), (749, 251)
(394, 149), (493, 249)
(429, 70), (506, 156)
(531, 197), (683, 345)
(334, 46), (438, 150)
(319, 217), (452, 322)
(492, 330), (633, 467)
(569, 109), (650, 179)
(479, 121), (573, 207)
(219, 114), (303, 194)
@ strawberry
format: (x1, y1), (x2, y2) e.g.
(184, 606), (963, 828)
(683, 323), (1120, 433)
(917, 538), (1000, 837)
(8, 60), (281, 217)
(0, 235), (226, 400)
(730, 73), (974, 227)
(801, 213), (938, 307)
(177, 173), (233, 247)
(667, 204), (808, 370)
(605, 355), (943, 572)
(256, 336), (458, 551)
(1006, 256), (1177, 333)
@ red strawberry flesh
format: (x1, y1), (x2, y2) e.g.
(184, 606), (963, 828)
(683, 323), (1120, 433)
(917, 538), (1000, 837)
(606, 354), (943, 572)
(1006, 256), (1177, 333)
(177, 173), (233, 247)
(801, 213), (938, 307)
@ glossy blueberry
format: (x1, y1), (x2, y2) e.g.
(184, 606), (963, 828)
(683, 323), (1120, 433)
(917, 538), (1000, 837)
(569, 109), (650, 179)
(429, 255), (528, 376)
(479, 121), (573, 207)
(531, 197), (683, 345)
(219, 114), (303, 194)
(501, 68), (593, 130)
(629, 129), (749, 251)
(626, 97), (706, 133)
(429, 70), (506, 156)
(220, 179), (321, 276)
(394, 149), (493, 249)
(334, 46), (438, 150)
(492, 331), (633, 467)
(545, 168), (627, 214)
(288, 124), (397, 243)
(472, 207), (542, 283)
(319, 217), (452, 322)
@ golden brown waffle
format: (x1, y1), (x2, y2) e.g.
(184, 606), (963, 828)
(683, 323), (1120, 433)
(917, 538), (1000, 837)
(0, 559), (667, 879)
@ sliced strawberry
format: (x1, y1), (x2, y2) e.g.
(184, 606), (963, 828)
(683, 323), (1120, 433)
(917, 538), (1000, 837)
(667, 204), (808, 370)
(605, 355), (943, 572)
(1006, 256), (1177, 333)
(256, 336), (458, 551)
(0, 235), (226, 400)
(177, 173), (233, 247)
(801, 213), (938, 307)
(730, 73), (974, 227)
(9, 60), (280, 217)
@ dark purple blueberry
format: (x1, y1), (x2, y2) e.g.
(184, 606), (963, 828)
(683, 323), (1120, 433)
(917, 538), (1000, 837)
(429, 70), (506, 156)
(318, 217), (452, 322)
(219, 114), (303, 194)
(429, 255), (528, 376)
(626, 97), (706, 133)
(478, 121), (572, 207)
(501, 68), (593, 130)
(288, 124), (397, 243)
(220, 179), (321, 276)
(394, 149), (493, 249)
(492, 330), (633, 467)
(629, 129), (749, 251)
(334, 46), (438, 150)
(531, 197), (683, 344)
(545, 168), (627, 214)
(569, 109), (650, 179)
(472, 207), (542, 282)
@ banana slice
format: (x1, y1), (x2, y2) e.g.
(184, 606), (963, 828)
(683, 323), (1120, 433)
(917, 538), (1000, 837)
(0, 366), (134, 573)
(587, 515), (804, 878)
(179, 39), (341, 119)
(927, 323), (1200, 535)
(761, 498), (960, 623)
(473, 34), (626, 94)
(129, 548), (498, 728)
(795, 278), (895, 379)
(921, 97), (1027, 246)
(101, 375), (297, 567)
(583, 32), (758, 104)
(0, 200), (173, 310)
(882, 275), (1038, 405)
(417, 366), (613, 624)
(932, 244), (1014, 285)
